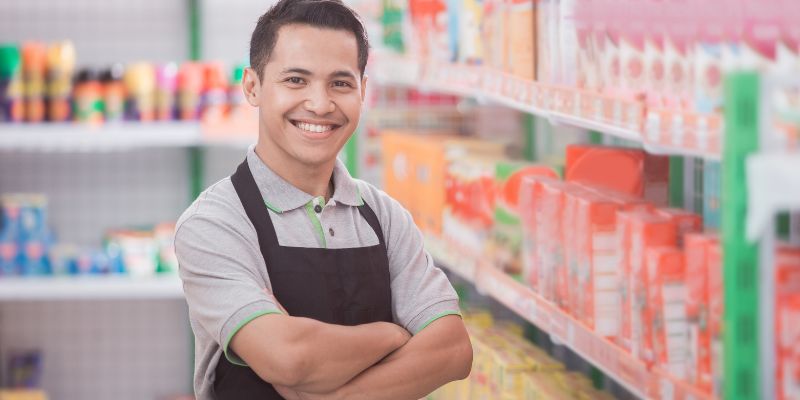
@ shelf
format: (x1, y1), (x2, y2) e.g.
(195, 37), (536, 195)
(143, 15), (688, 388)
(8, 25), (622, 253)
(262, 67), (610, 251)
(425, 234), (715, 400)
(371, 52), (722, 160)
(0, 121), (258, 152)
(0, 275), (184, 301)
(0, 122), (203, 152)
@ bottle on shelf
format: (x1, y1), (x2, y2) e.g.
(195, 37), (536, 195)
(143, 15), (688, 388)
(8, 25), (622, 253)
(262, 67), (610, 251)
(155, 62), (178, 121)
(73, 68), (104, 124)
(0, 44), (24, 123)
(45, 41), (75, 122)
(101, 63), (126, 123)
(21, 42), (46, 123)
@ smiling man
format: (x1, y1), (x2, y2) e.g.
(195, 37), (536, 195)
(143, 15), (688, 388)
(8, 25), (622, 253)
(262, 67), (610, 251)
(174, 1), (472, 399)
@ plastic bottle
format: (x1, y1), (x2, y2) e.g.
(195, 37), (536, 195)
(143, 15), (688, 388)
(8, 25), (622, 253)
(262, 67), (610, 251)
(227, 63), (250, 121)
(18, 195), (52, 276)
(0, 44), (24, 123)
(73, 68), (104, 124)
(123, 62), (156, 121)
(101, 63), (126, 122)
(45, 41), (76, 122)
(21, 42), (46, 123)
(177, 62), (202, 120)
(155, 63), (178, 120)
(0, 196), (22, 276)
(201, 62), (228, 122)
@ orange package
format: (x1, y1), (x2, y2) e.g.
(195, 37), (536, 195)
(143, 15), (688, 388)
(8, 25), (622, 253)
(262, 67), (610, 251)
(776, 245), (800, 400)
(381, 131), (415, 212)
(647, 246), (689, 378)
(536, 180), (572, 302)
(565, 145), (670, 205)
(566, 145), (645, 197)
(562, 185), (598, 316)
(519, 175), (560, 290)
(576, 192), (623, 338)
(707, 241), (723, 396)
(683, 232), (717, 390)
(618, 209), (678, 358)
(657, 208), (703, 245)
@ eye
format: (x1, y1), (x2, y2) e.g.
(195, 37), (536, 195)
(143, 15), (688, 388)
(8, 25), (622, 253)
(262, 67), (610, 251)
(285, 77), (305, 85)
(332, 81), (353, 88)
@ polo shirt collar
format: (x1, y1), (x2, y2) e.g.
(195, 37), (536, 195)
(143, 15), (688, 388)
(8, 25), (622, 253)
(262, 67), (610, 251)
(246, 146), (362, 213)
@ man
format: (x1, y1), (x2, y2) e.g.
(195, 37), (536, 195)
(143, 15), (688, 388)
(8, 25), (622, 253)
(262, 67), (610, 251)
(175, 1), (473, 399)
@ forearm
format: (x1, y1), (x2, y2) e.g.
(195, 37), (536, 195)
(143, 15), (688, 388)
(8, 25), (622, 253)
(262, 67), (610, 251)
(233, 314), (408, 392)
(336, 315), (472, 400)
(289, 318), (409, 393)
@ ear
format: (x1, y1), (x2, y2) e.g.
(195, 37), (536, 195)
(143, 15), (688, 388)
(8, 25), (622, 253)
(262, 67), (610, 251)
(360, 73), (368, 103)
(242, 67), (261, 107)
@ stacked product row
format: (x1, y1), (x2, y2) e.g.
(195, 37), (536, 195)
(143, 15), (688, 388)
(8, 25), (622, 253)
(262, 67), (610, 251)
(0, 41), (250, 124)
(0, 194), (177, 278)
(430, 310), (614, 400)
(382, 0), (800, 148)
(382, 131), (800, 399)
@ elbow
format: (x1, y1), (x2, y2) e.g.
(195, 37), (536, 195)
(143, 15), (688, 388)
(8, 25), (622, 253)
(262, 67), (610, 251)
(450, 335), (473, 381)
(251, 345), (311, 387)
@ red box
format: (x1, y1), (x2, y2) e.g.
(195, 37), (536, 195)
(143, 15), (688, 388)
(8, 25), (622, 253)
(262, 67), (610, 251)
(657, 208), (703, 246)
(576, 193), (623, 338)
(519, 175), (560, 290)
(776, 244), (800, 400)
(647, 246), (688, 378)
(536, 180), (572, 302)
(619, 209), (678, 359)
(683, 232), (717, 390)
(707, 241), (723, 396)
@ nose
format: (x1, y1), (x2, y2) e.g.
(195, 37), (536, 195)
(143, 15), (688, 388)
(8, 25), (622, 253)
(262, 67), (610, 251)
(303, 84), (335, 115)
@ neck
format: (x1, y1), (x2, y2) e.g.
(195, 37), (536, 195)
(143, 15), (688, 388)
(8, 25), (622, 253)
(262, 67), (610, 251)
(254, 141), (335, 201)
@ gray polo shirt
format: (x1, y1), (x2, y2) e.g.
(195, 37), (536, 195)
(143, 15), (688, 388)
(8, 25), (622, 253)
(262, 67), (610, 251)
(175, 146), (460, 399)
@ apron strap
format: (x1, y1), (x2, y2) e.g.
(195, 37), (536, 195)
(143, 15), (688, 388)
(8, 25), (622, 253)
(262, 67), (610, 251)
(357, 201), (386, 246)
(230, 159), (280, 261)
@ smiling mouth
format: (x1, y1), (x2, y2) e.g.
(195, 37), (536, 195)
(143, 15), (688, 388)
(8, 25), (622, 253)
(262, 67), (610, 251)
(290, 120), (342, 134)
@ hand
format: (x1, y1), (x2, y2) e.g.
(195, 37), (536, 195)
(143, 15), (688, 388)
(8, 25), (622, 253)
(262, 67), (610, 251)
(274, 385), (342, 400)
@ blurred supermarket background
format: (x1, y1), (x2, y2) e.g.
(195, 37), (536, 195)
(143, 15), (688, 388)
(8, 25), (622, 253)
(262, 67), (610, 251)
(1, 0), (799, 399)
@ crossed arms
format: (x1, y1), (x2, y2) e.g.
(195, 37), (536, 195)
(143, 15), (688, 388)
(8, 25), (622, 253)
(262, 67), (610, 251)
(229, 312), (472, 400)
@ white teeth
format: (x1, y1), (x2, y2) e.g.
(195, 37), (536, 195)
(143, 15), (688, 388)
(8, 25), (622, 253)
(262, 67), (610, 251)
(295, 121), (334, 133)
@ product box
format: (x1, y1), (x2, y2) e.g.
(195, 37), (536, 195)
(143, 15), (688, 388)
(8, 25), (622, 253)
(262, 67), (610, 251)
(566, 145), (645, 197)
(657, 208), (703, 245)
(683, 232), (718, 389)
(617, 0), (648, 101)
(482, 0), (510, 71)
(647, 246), (689, 377)
(444, 153), (502, 256)
(536, 0), (560, 84)
(519, 175), (561, 289)
(508, 0), (537, 80)
(458, 0), (486, 64)
(776, 244), (800, 400)
(492, 162), (558, 274)
(536, 180), (572, 301)
(558, 0), (578, 86)
(617, 209), (678, 355)
(576, 191), (623, 337)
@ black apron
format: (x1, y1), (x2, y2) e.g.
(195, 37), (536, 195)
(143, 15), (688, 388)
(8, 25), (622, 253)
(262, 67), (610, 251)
(213, 160), (394, 399)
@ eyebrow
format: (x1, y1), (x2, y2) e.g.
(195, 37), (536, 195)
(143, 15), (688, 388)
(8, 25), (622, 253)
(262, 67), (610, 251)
(280, 68), (357, 80)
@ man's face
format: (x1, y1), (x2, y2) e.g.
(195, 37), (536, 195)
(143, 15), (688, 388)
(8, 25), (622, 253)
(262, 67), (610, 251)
(245, 24), (366, 168)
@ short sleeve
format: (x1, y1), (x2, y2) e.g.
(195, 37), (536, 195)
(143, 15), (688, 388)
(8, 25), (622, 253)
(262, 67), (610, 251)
(176, 213), (282, 366)
(362, 184), (461, 334)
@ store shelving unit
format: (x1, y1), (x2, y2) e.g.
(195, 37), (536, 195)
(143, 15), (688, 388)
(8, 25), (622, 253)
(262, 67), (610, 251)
(0, 275), (183, 301)
(370, 51), (723, 161)
(426, 235), (714, 400)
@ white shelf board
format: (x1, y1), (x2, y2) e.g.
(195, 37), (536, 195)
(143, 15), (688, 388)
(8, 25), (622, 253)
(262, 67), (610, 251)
(0, 275), (184, 301)
(0, 122), (203, 152)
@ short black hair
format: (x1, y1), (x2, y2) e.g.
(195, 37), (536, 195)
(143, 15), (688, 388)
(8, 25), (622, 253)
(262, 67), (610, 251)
(249, 0), (369, 79)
